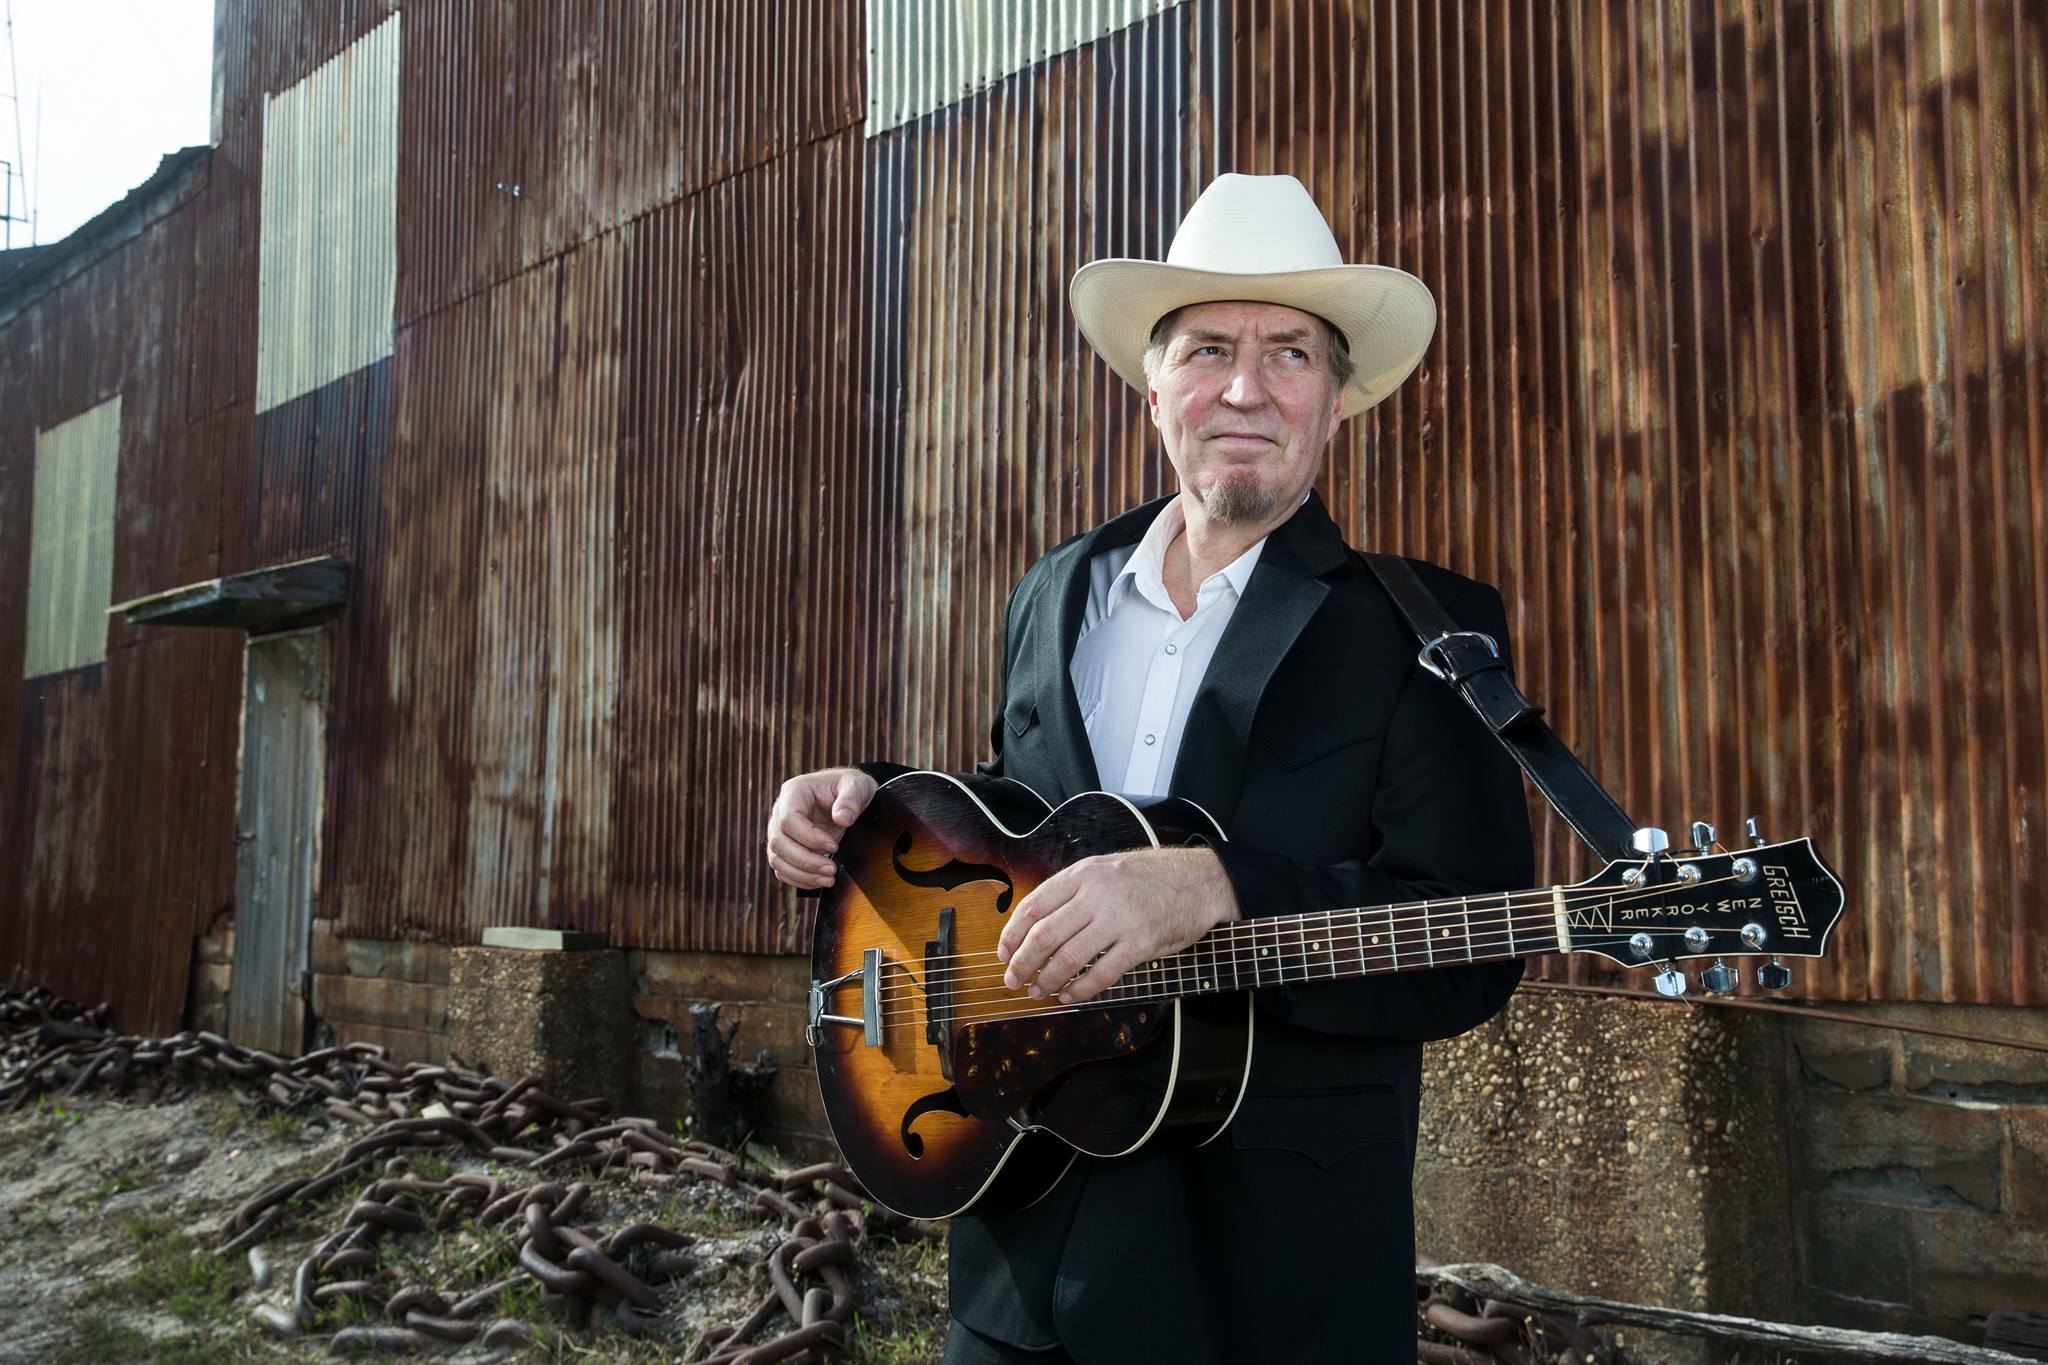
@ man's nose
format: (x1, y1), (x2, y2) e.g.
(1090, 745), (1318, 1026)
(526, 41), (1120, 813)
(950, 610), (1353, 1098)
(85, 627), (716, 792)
(1220, 358), (1270, 409)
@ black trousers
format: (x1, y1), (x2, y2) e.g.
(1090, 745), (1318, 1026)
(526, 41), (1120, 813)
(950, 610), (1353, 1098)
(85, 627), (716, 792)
(942, 1319), (1078, 1365)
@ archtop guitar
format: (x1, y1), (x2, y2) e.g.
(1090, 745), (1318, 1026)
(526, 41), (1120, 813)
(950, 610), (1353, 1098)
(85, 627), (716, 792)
(806, 771), (1842, 1220)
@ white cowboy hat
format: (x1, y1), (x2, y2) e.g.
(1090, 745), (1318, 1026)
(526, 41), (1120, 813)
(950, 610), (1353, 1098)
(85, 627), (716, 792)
(1068, 173), (1437, 420)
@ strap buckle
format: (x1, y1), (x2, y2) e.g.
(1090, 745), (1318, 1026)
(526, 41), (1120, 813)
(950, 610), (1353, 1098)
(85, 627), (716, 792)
(1416, 630), (1500, 683)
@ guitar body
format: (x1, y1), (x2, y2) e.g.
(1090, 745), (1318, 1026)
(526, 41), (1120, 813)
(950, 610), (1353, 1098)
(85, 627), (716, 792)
(810, 771), (1252, 1220)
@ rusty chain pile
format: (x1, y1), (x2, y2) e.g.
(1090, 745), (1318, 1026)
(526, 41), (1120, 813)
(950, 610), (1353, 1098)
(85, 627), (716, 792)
(0, 985), (938, 1360)
(1417, 1262), (1640, 1365)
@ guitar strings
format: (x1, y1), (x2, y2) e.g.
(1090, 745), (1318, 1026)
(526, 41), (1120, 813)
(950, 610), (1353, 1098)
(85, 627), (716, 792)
(855, 926), (1770, 1030)
(845, 869), (1763, 1020)
(858, 868), (1759, 1011)
(866, 918), (1767, 1024)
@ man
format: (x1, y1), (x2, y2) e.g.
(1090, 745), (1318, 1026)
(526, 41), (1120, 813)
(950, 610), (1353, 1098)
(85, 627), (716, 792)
(767, 174), (1532, 1363)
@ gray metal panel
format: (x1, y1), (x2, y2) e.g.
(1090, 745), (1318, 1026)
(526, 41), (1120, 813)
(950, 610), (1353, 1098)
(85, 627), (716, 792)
(228, 628), (328, 1054)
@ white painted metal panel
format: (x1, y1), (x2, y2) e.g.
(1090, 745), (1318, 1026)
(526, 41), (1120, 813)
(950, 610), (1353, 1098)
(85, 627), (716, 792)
(24, 396), (121, 678)
(255, 13), (400, 413)
(865, 0), (1183, 136)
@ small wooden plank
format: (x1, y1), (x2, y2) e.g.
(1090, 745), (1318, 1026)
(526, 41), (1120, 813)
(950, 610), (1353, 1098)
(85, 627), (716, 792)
(1418, 1262), (2035, 1365)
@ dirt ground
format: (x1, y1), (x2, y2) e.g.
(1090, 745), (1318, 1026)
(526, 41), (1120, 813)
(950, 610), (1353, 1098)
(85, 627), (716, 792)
(0, 1082), (947, 1364)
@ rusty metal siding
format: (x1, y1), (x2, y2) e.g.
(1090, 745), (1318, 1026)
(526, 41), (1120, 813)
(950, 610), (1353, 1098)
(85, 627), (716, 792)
(394, 0), (865, 322)
(1188, 0), (2045, 1005)
(4, 1), (2044, 1023)
(0, 205), (244, 1032)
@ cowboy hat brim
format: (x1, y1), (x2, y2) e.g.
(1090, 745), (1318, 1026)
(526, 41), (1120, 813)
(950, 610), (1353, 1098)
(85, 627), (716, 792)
(1068, 260), (1437, 419)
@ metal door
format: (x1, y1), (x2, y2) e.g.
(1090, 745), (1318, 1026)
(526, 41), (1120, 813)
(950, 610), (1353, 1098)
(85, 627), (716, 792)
(227, 627), (328, 1054)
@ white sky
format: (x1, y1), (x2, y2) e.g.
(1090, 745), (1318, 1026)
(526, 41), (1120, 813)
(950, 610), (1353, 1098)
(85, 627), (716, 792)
(3, 0), (215, 248)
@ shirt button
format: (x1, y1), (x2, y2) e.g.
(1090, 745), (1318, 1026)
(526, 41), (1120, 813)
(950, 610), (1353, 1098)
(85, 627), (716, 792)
(1164, 643), (1177, 655)
(1144, 734), (1157, 745)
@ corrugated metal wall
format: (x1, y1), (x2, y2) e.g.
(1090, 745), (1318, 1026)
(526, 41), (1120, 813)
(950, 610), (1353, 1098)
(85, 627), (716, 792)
(1, 1), (2042, 1030)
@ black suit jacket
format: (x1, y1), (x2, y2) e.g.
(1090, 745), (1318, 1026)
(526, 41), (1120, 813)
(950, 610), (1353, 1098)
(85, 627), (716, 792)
(859, 489), (1533, 1363)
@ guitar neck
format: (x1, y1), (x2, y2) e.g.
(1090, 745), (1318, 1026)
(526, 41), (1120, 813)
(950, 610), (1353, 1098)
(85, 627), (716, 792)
(1098, 887), (1575, 1004)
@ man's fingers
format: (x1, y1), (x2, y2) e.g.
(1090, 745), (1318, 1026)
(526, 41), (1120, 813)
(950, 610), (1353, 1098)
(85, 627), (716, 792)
(1004, 902), (1091, 995)
(1031, 920), (1113, 1000)
(1059, 942), (1139, 1004)
(998, 866), (1079, 969)
(777, 806), (841, 858)
(830, 769), (874, 827)
(767, 829), (835, 880)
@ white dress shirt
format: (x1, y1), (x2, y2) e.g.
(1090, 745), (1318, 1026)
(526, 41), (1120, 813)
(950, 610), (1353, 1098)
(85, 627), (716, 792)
(1068, 491), (1308, 798)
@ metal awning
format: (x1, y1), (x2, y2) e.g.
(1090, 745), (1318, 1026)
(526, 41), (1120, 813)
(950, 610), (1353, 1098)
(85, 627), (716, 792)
(108, 554), (348, 633)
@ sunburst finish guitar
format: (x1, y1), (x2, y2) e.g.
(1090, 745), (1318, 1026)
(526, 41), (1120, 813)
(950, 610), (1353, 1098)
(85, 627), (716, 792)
(807, 771), (1843, 1220)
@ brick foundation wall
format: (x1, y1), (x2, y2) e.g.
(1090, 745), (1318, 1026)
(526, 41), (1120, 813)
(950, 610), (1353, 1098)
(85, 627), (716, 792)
(306, 921), (452, 1065)
(1416, 990), (2048, 1352)
(1789, 1003), (2048, 1340)
(626, 949), (829, 1155)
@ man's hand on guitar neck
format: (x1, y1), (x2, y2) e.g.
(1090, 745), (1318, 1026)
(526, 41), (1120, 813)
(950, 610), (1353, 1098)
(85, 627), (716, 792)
(996, 847), (1242, 1004)
(765, 767), (877, 890)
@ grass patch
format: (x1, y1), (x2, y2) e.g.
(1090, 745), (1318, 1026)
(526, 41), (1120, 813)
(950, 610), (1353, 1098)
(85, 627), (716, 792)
(850, 1311), (942, 1365)
(259, 1110), (303, 1143)
(90, 1212), (245, 1324)
(406, 1152), (456, 1182)
(500, 1277), (546, 1321)
(76, 1165), (150, 1207)
(311, 1290), (373, 1332)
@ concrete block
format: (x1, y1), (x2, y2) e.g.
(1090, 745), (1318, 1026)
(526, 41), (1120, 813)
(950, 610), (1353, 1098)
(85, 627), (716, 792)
(1803, 1194), (1913, 1304)
(447, 946), (630, 1108)
(195, 926), (235, 966)
(343, 937), (394, 979)
(630, 996), (807, 1066)
(1797, 1090), (2002, 1209)
(2006, 1106), (2048, 1220)
(480, 927), (608, 951)
(1790, 1017), (1893, 1091)
(331, 1021), (449, 1068)
(309, 920), (346, 977)
(1912, 1206), (2048, 1316)
(1903, 1027), (2048, 1095)
(1414, 991), (1795, 1337)
(763, 1064), (829, 1138)
(633, 950), (784, 1002)
(194, 963), (231, 1011)
(311, 974), (449, 1035)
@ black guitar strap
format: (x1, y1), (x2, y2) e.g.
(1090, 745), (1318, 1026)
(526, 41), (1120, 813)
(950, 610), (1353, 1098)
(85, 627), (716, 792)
(1364, 553), (1638, 862)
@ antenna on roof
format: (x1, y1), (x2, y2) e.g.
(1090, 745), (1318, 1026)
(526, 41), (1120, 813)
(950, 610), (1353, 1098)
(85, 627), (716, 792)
(1, 0), (29, 248)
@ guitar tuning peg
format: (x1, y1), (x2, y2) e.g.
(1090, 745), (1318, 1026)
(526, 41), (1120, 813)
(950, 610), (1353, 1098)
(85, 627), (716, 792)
(1744, 816), (1766, 848)
(1757, 957), (1792, 992)
(1690, 821), (1716, 853)
(1652, 964), (1688, 997)
(1701, 958), (1736, 995)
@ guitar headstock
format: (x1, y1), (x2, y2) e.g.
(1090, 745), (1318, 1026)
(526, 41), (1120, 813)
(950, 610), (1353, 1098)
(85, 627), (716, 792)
(1567, 827), (1843, 993)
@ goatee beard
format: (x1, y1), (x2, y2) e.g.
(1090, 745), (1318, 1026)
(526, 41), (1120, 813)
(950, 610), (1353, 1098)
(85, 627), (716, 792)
(1199, 472), (1277, 526)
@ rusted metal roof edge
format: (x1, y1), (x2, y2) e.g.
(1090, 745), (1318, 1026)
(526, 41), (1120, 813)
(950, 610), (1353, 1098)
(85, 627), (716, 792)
(0, 145), (213, 328)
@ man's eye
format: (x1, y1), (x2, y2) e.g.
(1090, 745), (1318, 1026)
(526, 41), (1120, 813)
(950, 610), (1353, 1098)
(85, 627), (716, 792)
(1194, 345), (1226, 357)
(1279, 347), (1309, 361)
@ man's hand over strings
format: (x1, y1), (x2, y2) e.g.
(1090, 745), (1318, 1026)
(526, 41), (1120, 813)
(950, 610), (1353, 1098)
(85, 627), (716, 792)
(997, 847), (1243, 1003)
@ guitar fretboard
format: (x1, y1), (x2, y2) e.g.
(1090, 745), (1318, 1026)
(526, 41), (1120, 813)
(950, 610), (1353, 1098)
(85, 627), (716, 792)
(1094, 890), (1567, 1004)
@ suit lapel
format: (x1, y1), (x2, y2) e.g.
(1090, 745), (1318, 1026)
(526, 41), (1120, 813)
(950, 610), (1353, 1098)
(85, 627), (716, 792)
(1168, 488), (1351, 829)
(1012, 496), (1170, 801)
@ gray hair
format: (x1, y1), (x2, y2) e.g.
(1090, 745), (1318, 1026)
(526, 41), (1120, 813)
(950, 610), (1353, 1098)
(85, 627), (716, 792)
(1140, 305), (1356, 393)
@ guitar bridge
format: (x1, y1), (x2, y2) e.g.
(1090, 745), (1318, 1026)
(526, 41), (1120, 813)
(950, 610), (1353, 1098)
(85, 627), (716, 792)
(807, 947), (882, 1048)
